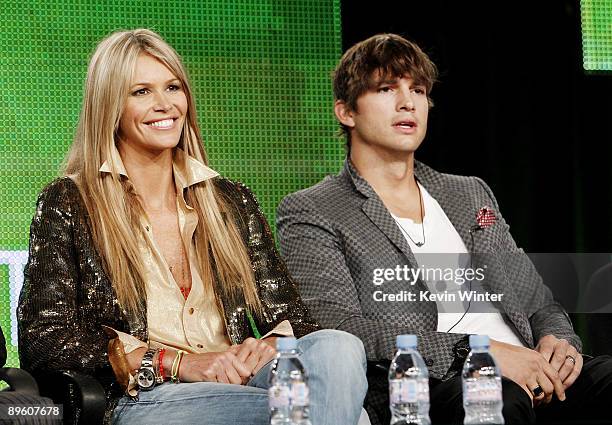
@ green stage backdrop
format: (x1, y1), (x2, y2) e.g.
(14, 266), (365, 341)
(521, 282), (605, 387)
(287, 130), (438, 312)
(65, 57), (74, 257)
(0, 0), (343, 369)
(581, 0), (612, 71)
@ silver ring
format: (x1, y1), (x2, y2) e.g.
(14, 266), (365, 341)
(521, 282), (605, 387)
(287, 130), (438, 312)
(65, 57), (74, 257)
(566, 355), (576, 365)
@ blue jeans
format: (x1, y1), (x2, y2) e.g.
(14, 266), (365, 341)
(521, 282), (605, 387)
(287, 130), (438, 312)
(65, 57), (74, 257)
(112, 329), (368, 425)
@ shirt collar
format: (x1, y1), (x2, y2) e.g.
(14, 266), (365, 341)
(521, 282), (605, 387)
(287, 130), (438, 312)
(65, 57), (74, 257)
(99, 147), (219, 189)
(341, 156), (445, 199)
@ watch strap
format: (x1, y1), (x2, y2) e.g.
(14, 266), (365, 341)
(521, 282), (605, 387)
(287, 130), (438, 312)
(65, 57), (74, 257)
(138, 348), (158, 391)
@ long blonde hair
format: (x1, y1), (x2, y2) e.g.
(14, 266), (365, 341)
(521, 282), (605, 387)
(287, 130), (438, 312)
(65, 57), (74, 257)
(64, 29), (261, 319)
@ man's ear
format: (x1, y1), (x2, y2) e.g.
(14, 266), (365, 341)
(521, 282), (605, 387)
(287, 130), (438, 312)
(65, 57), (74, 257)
(334, 100), (355, 128)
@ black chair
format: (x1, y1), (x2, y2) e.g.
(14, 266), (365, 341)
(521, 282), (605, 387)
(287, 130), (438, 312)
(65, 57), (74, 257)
(1, 326), (58, 424)
(34, 370), (106, 425)
(1, 325), (39, 397)
(584, 262), (612, 356)
(1, 325), (106, 425)
(0, 365), (40, 397)
(0, 369), (62, 425)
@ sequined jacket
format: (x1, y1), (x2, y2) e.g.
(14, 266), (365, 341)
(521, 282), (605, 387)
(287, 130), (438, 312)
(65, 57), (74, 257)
(17, 176), (320, 424)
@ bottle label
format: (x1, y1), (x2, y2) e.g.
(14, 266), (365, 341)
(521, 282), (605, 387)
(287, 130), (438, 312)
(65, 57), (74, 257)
(269, 384), (290, 408)
(464, 379), (502, 402)
(418, 380), (430, 402)
(269, 382), (309, 408)
(291, 382), (310, 406)
(390, 379), (418, 403)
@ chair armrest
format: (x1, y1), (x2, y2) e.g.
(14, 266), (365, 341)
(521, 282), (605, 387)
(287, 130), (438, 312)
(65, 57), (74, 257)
(35, 370), (105, 425)
(0, 367), (40, 396)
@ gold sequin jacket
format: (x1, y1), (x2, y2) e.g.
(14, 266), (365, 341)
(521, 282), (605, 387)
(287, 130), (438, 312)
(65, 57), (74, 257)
(17, 176), (320, 424)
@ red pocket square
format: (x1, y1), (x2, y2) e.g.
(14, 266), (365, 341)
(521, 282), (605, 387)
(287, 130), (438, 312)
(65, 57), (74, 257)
(476, 207), (496, 228)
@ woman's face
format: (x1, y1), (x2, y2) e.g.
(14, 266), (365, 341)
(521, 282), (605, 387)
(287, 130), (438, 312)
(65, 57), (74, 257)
(118, 53), (188, 154)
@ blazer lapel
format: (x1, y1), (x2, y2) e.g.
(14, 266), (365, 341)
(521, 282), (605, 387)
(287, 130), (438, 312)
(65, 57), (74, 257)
(415, 162), (499, 290)
(414, 161), (489, 254)
(415, 162), (524, 331)
(361, 197), (420, 266)
(343, 160), (419, 268)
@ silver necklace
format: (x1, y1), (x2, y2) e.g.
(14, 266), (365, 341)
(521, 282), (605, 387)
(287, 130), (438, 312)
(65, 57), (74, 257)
(392, 183), (425, 247)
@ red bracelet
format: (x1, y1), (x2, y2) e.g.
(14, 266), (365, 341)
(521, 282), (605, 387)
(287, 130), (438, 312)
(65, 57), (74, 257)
(157, 349), (166, 383)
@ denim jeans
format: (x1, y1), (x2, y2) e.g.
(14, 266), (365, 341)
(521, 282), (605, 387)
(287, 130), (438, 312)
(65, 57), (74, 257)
(112, 329), (368, 425)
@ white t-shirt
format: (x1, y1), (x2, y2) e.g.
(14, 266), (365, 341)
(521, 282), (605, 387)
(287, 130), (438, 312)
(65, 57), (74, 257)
(391, 182), (525, 347)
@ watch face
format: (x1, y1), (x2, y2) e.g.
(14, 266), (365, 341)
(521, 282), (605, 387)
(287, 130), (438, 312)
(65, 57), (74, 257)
(138, 369), (155, 389)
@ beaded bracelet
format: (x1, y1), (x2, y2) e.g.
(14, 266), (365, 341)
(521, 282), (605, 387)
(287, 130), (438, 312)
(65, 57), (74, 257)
(170, 350), (185, 383)
(156, 348), (166, 384)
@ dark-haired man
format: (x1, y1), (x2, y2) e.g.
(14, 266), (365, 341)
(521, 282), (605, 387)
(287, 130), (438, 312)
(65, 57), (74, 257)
(277, 33), (612, 424)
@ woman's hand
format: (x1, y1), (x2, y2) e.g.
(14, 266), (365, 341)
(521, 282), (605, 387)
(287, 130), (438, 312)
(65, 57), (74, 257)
(229, 337), (278, 376)
(178, 351), (252, 384)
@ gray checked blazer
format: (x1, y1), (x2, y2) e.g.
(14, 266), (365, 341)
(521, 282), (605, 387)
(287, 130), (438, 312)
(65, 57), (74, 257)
(277, 159), (581, 380)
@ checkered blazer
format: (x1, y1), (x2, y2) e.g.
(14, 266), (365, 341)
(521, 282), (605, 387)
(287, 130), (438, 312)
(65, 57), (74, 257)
(277, 159), (581, 380)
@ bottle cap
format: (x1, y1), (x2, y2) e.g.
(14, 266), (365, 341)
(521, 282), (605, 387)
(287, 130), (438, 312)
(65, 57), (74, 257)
(276, 336), (298, 351)
(469, 334), (490, 348)
(396, 334), (417, 349)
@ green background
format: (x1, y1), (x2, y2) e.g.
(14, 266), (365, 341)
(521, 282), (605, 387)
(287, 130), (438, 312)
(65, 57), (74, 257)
(0, 0), (343, 370)
(581, 0), (612, 71)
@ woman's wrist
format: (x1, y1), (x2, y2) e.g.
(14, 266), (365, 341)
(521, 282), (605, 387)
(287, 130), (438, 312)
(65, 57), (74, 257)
(161, 349), (177, 379)
(155, 349), (166, 383)
(127, 346), (148, 372)
(170, 350), (186, 383)
(131, 347), (189, 381)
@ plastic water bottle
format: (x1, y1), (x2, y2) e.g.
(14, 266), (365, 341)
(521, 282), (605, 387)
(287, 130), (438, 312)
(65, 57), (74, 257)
(389, 334), (431, 425)
(462, 335), (504, 424)
(268, 337), (311, 425)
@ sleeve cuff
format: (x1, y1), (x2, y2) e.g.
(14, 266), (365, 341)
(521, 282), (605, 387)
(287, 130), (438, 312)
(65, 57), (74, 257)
(103, 326), (147, 397)
(103, 325), (148, 353)
(261, 320), (294, 339)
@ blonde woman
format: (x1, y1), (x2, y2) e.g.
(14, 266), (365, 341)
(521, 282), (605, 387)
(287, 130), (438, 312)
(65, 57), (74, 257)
(17, 29), (367, 425)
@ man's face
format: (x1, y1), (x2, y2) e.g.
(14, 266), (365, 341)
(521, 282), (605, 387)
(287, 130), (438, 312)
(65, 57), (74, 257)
(338, 74), (429, 155)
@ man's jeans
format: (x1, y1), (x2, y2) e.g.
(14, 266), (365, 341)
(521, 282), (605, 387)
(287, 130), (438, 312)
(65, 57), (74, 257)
(113, 329), (368, 425)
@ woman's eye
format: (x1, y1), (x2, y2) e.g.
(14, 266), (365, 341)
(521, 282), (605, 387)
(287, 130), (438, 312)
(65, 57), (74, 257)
(413, 87), (426, 95)
(132, 88), (149, 96)
(378, 86), (392, 93)
(167, 84), (182, 92)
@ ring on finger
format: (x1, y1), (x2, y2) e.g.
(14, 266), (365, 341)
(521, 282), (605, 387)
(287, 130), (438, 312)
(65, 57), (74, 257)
(565, 355), (576, 365)
(531, 385), (544, 397)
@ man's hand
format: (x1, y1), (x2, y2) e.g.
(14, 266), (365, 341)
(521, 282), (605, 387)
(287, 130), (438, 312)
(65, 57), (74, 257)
(535, 335), (583, 390)
(489, 339), (566, 405)
(229, 337), (277, 377)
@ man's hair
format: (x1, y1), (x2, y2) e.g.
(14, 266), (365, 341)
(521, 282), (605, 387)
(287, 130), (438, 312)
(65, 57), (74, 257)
(332, 33), (438, 149)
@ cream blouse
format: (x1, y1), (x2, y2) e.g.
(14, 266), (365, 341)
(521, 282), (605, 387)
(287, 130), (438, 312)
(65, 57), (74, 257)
(101, 148), (292, 359)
